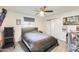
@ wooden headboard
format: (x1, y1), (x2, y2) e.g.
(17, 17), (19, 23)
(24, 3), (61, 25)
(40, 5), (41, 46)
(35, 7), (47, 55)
(22, 27), (38, 35)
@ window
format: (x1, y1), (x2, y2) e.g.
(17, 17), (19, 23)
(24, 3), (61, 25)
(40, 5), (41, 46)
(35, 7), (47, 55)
(24, 17), (35, 22)
(22, 17), (35, 27)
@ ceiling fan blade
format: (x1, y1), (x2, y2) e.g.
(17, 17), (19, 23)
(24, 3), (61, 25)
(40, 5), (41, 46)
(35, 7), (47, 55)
(45, 10), (53, 12)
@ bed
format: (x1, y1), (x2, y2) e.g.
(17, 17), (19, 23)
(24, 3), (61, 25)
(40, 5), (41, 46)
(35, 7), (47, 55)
(21, 27), (59, 52)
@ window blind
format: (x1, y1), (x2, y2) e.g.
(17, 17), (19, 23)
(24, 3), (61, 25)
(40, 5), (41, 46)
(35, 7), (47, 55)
(24, 17), (35, 22)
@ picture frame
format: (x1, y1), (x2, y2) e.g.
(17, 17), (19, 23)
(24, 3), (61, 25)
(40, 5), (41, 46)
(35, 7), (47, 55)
(16, 19), (21, 25)
(63, 15), (79, 25)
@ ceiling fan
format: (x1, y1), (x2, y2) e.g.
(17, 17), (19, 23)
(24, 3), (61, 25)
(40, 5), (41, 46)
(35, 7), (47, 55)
(34, 6), (53, 16)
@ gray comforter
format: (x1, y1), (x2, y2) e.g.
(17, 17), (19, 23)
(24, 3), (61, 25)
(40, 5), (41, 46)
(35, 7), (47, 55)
(23, 31), (58, 52)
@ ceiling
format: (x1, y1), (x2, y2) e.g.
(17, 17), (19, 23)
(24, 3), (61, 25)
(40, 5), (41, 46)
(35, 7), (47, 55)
(0, 6), (79, 17)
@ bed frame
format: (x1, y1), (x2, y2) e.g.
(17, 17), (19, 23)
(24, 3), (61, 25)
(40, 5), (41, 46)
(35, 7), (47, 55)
(21, 27), (59, 52)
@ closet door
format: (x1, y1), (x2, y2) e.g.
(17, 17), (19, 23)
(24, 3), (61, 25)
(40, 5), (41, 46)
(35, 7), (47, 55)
(51, 18), (66, 41)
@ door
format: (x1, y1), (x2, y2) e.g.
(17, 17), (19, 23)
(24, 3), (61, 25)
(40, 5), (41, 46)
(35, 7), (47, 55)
(51, 18), (66, 41)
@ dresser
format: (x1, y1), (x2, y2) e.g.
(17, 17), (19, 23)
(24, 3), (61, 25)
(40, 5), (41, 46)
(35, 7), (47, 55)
(2, 27), (15, 49)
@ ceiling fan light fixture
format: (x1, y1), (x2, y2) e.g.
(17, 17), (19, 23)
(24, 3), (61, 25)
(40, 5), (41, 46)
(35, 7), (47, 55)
(39, 11), (44, 16)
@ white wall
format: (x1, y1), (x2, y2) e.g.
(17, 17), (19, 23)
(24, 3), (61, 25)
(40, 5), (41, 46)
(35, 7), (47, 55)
(0, 9), (46, 42)
(46, 20), (52, 35)
(46, 9), (79, 41)
(35, 17), (46, 33)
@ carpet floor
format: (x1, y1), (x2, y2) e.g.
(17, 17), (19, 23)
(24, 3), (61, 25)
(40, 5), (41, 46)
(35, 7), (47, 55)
(1, 40), (67, 52)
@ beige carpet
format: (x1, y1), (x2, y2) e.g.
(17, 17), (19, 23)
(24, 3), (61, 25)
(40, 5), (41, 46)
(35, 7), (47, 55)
(1, 40), (67, 52)
(52, 40), (68, 52)
(1, 43), (24, 52)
